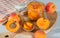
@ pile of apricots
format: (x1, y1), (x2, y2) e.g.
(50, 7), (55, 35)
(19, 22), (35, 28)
(5, 1), (56, 38)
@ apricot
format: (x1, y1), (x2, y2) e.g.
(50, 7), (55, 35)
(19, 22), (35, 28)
(28, 2), (45, 20)
(36, 18), (50, 30)
(45, 2), (56, 14)
(28, 2), (45, 14)
(6, 21), (20, 33)
(8, 13), (20, 22)
(6, 13), (21, 33)
(34, 30), (46, 38)
(23, 22), (33, 31)
(28, 12), (39, 20)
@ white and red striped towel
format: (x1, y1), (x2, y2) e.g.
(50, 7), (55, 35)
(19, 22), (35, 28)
(0, 0), (33, 20)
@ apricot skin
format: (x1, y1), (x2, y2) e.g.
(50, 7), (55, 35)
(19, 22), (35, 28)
(34, 30), (46, 38)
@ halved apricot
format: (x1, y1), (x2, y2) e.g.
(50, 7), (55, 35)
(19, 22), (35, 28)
(36, 18), (50, 30)
(6, 21), (20, 33)
(6, 13), (21, 33)
(23, 22), (34, 31)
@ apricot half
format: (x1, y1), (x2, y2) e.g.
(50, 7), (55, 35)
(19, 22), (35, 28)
(23, 22), (34, 31)
(6, 21), (20, 33)
(6, 13), (21, 33)
(36, 18), (50, 30)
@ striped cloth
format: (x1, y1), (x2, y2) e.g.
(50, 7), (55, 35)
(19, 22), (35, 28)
(0, 0), (32, 19)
